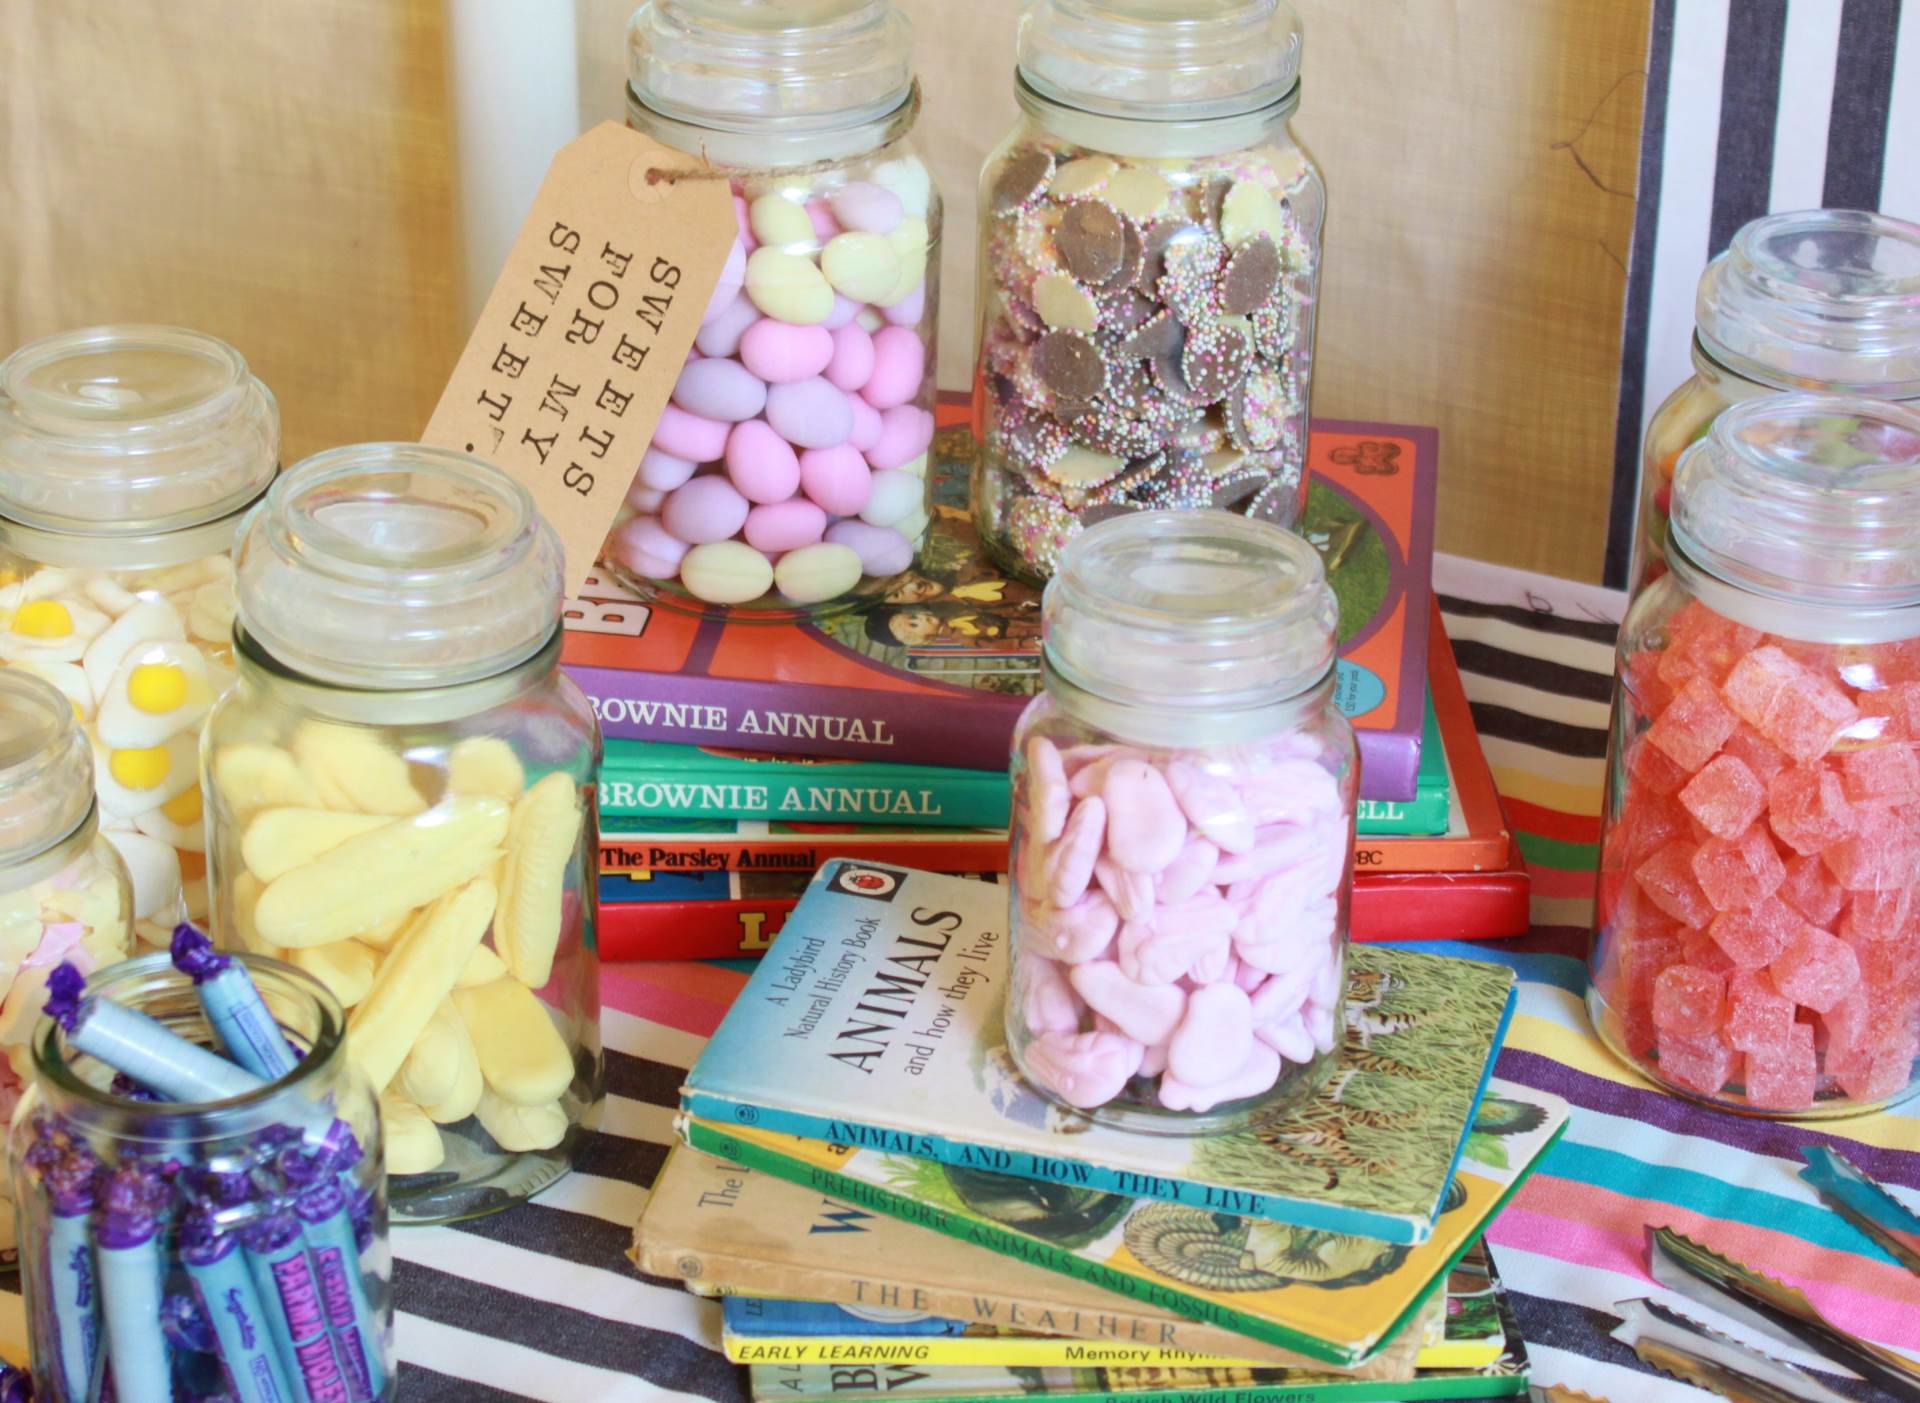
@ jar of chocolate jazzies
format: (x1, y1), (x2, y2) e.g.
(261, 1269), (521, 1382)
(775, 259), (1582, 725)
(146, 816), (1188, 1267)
(1592, 395), (1920, 1117)
(971, 0), (1322, 584)
(609, 0), (941, 615)
(206, 444), (602, 1221)
(0, 325), (279, 949)
(1006, 511), (1356, 1132)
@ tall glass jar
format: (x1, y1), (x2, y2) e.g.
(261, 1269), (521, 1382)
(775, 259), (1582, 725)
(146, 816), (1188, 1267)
(10, 951), (392, 1402)
(204, 444), (603, 1221)
(972, 0), (1323, 585)
(1591, 394), (1920, 1117)
(1628, 210), (1920, 591)
(0, 325), (279, 950)
(1004, 511), (1354, 1132)
(607, 0), (942, 615)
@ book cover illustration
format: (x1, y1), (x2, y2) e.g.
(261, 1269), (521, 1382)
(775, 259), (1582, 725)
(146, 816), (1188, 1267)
(600, 740), (1012, 829)
(631, 1143), (1418, 1375)
(687, 1078), (1567, 1367)
(683, 864), (1514, 1240)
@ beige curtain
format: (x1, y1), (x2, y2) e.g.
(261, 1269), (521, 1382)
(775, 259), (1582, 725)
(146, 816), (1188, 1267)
(1, 0), (1647, 582)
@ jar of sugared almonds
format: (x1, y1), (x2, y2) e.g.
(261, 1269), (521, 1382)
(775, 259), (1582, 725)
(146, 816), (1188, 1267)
(0, 325), (279, 949)
(973, 0), (1323, 584)
(1592, 394), (1920, 1117)
(206, 444), (602, 1220)
(1006, 510), (1354, 1132)
(609, 0), (940, 614)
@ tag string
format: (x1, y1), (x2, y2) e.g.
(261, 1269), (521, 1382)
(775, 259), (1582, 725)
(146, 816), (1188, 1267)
(642, 83), (922, 186)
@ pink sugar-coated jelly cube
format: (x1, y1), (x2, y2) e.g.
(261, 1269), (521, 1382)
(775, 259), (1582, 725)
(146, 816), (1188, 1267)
(1624, 648), (1675, 714)
(1723, 645), (1806, 728)
(1767, 766), (1855, 856)
(1724, 969), (1792, 1051)
(1722, 724), (1788, 788)
(1637, 841), (1715, 928)
(1840, 743), (1920, 805)
(1708, 897), (1799, 969)
(1020, 954), (1084, 1035)
(1775, 854), (1846, 928)
(1046, 795), (1105, 907)
(1691, 825), (1786, 913)
(1617, 791), (1691, 866)
(1857, 682), (1920, 742)
(1025, 736), (1071, 843)
(1069, 960), (1187, 1045)
(1830, 1035), (1918, 1102)
(1099, 760), (1188, 873)
(1630, 737), (1690, 797)
(1658, 1028), (1736, 1095)
(1681, 927), (1737, 976)
(1024, 1030), (1141, 1109)
(1744, 1022), (1817, 1110)
(1769, 924), (1860, 1013)
(1647, 678), (1738, 774)
(1821, 805), (1920, 891)
(1679, 754), (1766, 840)
(1651, 964), (1725, 1038)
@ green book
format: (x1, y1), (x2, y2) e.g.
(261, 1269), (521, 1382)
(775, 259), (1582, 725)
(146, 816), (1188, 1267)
(599, 740), (1011, 829)
(1355, 694), (1448, 837)
(683, 1078), (1568, 1369)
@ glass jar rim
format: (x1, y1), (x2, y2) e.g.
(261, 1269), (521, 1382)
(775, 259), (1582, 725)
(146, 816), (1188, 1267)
(0, 483), (266, 572)
(0, 670), (95, 867)
(1012, 67), (1300, 146)
(625, 82), (918, 168)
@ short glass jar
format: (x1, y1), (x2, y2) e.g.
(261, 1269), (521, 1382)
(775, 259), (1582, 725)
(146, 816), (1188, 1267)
(607, 0), (941, 614)
(204, 444), (603, 1221)
(972, 0), (1323, 585)
(1591, 394), (1920, 1116)
(9, 951), (392, 1402)
(0, 325), (280, 949)
(1628, 209), (1920, 591)
(1004, 510), (1354, 1132)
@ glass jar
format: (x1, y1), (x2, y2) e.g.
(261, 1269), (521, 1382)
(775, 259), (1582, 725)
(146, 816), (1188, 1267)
(0, 325), (280, 950)
(204, 444), (603, 1222)
(9, 951), (392, 1402)
(1628, 209), (1920, 592)
(1591, 394), (1920, 1117)
(971, 0), (1323, 585)
(607, 0), (941, 615)
(1004, 510), (1354, 1132)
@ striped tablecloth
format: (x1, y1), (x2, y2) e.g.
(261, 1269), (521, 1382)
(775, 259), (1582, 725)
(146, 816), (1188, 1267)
(8, 558), (1916, 1401)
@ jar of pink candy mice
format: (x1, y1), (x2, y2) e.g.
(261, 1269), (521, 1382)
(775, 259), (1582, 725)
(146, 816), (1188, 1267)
(1005, 510), (1355, 1132)
(972, 0), (1323, 585)
(609, 0), (940, 615)
(1591, 393), (1920, 1117)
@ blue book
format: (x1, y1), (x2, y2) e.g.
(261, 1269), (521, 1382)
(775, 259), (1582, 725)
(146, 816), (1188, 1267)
(681, 863), (1516, 1243)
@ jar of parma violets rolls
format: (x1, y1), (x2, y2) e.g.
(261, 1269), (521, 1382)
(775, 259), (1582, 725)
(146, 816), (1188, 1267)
(608, 0), (941, 614)
(1627, 209), (1920, 592)
(1005, 511), (1355, 1132)
(1591, 394), (1920, 1116)
(0, 325), (280, 948)
(204, 444), (602, 1220)
(973, 0), (1323, 584)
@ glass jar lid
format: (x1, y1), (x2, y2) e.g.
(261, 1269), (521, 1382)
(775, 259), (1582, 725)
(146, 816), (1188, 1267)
(233, 444), (564, 691)
(0, 670), (94, 865)
(1045, 510), (1336, 735)
(0, 325), (279, 535)
(628, 0), (914, 132)
(1670, 393), (1920, 624)
(1696, 210), (1920, 397)
(1016, 0), (1302, 121)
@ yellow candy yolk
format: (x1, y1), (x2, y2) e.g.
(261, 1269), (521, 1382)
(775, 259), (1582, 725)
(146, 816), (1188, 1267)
(109, 746), (172, 790)
(12, 601), (73, 638)
(161, 786), (203, 825)
(127, 662), (189, 713)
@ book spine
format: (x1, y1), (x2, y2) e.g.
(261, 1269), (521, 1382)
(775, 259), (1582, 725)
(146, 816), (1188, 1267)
(565, 662), (1026, 770)
(682, 1119), (1359, 1367)
(748, 1377), (1527, 1403)
(602, 897), (794, 960)
(1355, 728), (1419, 804)
(1351, 831), (1509, 875)
(597, 768), (1011, 830)
(1354, 792), (1449, 836)
(599, 835), (1010, 876)
(724, 1336), (1270, 1368)
(1350, 875), (1529, 942)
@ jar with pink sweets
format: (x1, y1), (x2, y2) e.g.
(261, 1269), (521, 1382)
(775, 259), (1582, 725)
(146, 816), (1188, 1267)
(1591, 393), (1920, 1117)
(1005, 510), (1354, 1133)
(611, 0), (940, 615)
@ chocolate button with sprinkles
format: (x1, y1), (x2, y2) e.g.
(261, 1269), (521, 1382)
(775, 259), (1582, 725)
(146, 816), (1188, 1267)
(1221, 233), (1281, 315)
(1033, 330), (1108, 401)
(1118, 309), (1182, 360)
(1057, 202), (1125, 283)
(993, 148), (1055, 213)
(1180, 322), (1253, 403)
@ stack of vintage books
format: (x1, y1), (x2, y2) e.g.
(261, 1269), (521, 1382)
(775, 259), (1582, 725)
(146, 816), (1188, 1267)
(566, 408), (1529, 960)
(633, 867), (1566, 1403)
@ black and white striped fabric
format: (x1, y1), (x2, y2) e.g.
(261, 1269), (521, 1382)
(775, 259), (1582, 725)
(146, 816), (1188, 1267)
(1605, 0), (1920, 586)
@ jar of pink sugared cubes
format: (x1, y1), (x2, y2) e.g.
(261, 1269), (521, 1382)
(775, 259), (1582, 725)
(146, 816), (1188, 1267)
(1005, 510), (1355, 1133)
(1591, 393), (1920, 1116)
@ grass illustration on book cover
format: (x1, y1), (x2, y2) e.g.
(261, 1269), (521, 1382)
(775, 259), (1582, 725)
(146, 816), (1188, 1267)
(686, 1077), (1566, 1367)
(681, 864), (1515, 1241)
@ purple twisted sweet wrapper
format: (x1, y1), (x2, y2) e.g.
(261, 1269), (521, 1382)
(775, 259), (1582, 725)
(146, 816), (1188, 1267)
(0, 1362), (32, 1403)
(168, 924), (231, 983)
